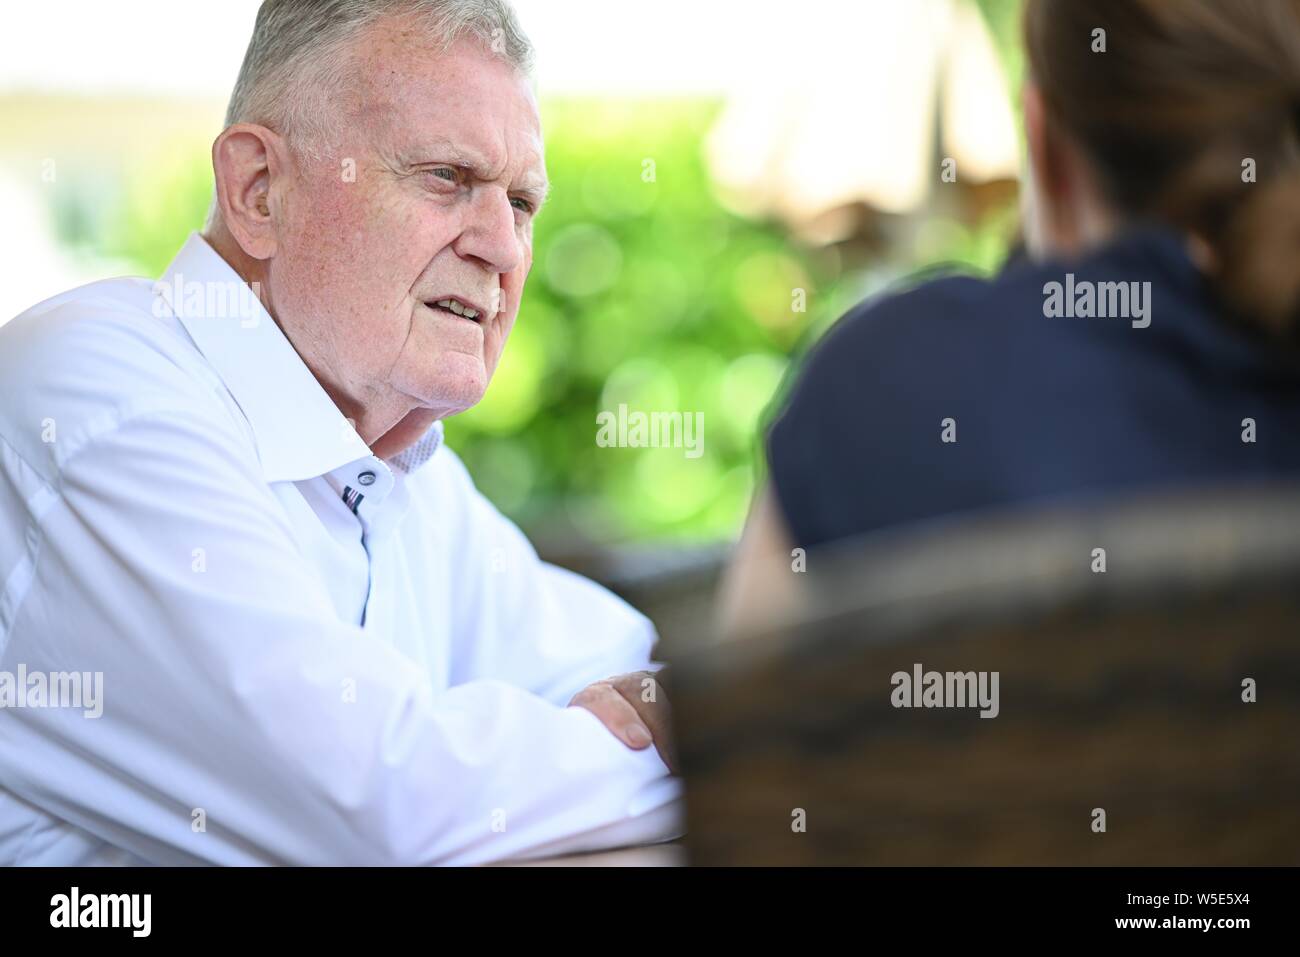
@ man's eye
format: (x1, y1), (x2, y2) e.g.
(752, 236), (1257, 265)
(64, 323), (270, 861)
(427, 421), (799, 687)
(426, 167), (460, 184)
(510, 197), (534, 215)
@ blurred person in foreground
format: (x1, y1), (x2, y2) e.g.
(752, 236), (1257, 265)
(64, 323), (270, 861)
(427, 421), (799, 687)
(723, 0), (1300, 631)
(0, 0), (679, 865)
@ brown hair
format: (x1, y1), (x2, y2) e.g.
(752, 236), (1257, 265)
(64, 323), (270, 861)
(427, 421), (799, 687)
(1025, 0), (1300, 336)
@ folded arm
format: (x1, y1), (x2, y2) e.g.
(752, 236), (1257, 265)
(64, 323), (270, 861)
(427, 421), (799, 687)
(0, 404), (679, 864)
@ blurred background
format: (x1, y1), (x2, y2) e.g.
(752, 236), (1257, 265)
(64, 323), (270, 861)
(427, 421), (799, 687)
(0, 0), (1025, 587)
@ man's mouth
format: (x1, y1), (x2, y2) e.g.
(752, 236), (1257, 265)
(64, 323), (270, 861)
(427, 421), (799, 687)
(425, 297), (485, 323)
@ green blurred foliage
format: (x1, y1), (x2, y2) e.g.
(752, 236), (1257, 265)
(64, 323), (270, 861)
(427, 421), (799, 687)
(110, 152), (216, 276)
(975, 0), (1027, 90)
(444, 99), (836, 544)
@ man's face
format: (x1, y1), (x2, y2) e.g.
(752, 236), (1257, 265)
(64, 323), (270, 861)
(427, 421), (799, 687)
(267, 28), (546, 423)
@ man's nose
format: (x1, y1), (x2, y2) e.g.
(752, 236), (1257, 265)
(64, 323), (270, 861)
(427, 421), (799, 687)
(454, 188), (523, 275)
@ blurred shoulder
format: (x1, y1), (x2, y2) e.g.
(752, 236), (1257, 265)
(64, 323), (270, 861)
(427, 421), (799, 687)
(810, 259), (1045, 369)
(788, 229), (1190, 388)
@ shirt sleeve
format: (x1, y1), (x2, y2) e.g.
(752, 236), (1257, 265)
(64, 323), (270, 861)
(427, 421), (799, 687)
(0, 402), (680, 865)
(434, 448), (667, 708)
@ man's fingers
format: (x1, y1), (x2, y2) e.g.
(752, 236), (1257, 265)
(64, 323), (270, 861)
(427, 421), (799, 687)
(609, 672), (679, 774)
(569, 682), (654, 750)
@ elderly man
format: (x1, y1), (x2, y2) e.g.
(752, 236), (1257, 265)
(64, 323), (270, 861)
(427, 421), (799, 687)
(0, 0), (680, 865)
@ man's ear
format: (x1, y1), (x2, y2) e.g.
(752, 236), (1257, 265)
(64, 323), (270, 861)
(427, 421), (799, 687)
(1023, 84), (1066, 203)
(211, 123), (290, 261)
(1022, 81), (1083, 251)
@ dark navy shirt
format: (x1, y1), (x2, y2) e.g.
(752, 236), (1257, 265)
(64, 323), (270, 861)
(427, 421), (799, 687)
(767, 227), (1300, 549)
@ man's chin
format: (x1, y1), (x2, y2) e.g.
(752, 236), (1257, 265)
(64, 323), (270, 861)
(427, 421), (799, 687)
(419, 360), (490, 417)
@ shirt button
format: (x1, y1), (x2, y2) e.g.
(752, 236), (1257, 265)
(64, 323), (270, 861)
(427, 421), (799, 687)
(357, 470), (376, 486)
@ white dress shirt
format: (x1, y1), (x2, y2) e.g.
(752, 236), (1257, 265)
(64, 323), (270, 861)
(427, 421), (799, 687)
(0, 233), (681, 865)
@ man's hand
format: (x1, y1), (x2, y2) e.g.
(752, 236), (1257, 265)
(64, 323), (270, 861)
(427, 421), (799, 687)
(568, 669), (678, 774)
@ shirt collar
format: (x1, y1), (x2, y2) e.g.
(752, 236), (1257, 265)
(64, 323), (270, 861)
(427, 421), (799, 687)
(388, 419), (445, 474)
(158, 233), (443, 484)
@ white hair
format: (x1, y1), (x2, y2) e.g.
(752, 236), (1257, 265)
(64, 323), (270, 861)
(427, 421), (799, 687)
(206, 0), (533, 229)
(225, 0), (532, 152)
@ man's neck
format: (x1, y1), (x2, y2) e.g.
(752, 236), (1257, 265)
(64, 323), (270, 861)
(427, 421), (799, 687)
(199, 224), (437, 460)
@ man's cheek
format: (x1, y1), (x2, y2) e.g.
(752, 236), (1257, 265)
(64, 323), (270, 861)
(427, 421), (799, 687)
(503, 263), (529, 320)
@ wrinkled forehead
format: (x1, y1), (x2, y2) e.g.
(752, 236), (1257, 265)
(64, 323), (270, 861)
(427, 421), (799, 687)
(346, 23), (544, 174)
